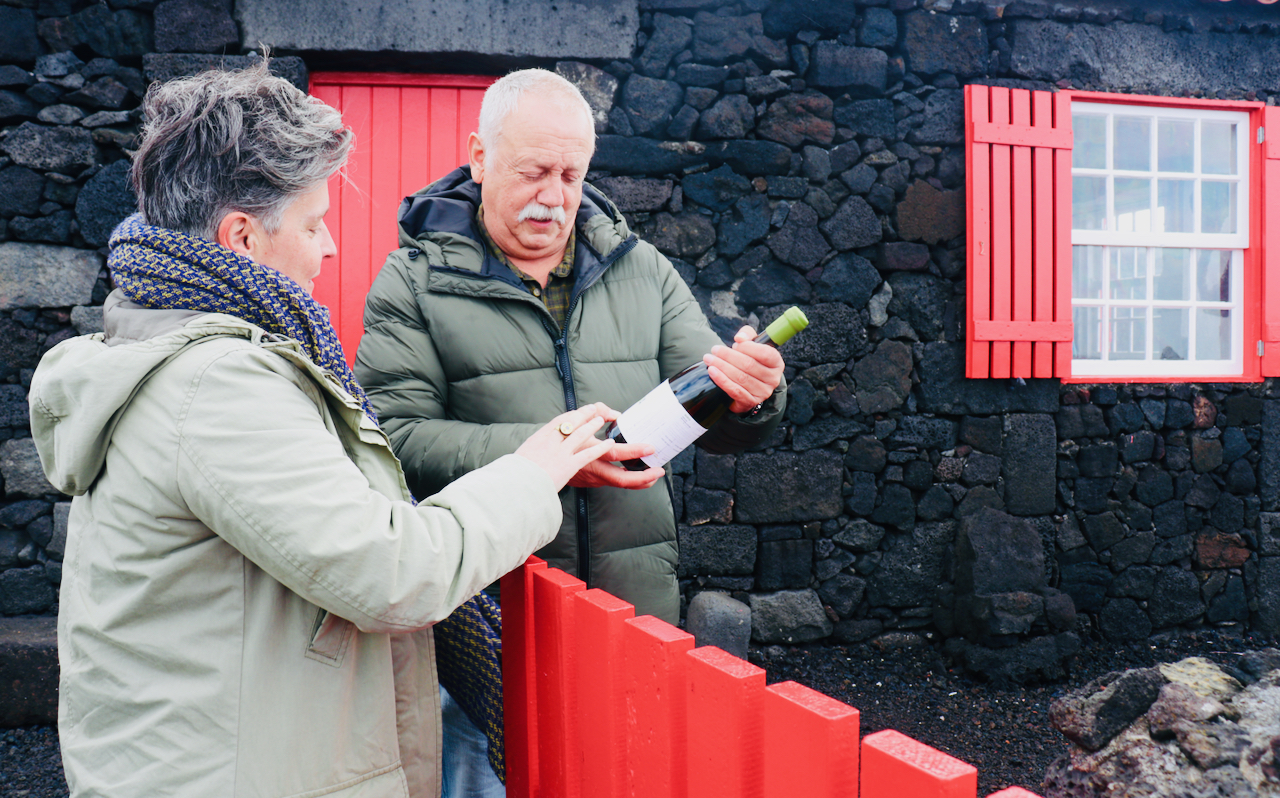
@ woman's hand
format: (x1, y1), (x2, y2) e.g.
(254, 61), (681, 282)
(514, 403), (623, 491)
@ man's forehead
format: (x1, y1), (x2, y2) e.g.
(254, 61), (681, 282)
(504, 140), (591, 163)
(496, 99), (592, 154)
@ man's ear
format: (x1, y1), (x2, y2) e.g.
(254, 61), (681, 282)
(216, 211), (259, 260)
(467, 132), (486, 183)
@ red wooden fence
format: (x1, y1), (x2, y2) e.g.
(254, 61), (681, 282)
(500, 557), (1045, 798)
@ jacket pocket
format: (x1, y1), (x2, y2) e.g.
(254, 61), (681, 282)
(306, 608), (355, 667)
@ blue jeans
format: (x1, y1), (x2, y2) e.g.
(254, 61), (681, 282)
(440, 685), (506, 798)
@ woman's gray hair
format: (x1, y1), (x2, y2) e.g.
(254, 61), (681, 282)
(477, 69), (594, 164)
(132, 59), (353, 241)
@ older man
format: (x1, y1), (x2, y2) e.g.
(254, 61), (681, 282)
(356, 68), (789, 792)
(359, 67), (788, 621)
(359, 66), (788, 623)
(29, 62), (617, 798)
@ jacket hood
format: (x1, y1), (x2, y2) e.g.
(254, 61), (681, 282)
(396, 165), (634, 273)
(28, 297), (269, 495)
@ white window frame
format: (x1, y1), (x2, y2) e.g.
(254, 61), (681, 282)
(1070, 102), (1251, 379)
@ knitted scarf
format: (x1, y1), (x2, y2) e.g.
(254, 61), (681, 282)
(108, 214), (507, 782)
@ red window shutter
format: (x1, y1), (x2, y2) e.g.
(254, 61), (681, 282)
(309, 73), (495, 365)
(1262, 106), (1280, 376)
(966, 85), (1074, 379)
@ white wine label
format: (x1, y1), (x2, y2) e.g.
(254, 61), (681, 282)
(615, 380), (708, 468)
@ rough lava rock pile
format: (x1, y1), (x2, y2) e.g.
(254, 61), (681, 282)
(1044, 649), (1280, 797)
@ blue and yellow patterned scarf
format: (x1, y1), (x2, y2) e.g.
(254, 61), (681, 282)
(108, 214), (507, 782)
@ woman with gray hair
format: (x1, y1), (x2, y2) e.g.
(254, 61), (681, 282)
(29, 60), (621, 798)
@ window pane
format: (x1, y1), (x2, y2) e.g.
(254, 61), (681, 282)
(1196, 309), (1232, 360)
(1153, 308), (1188, 361)
(1196, 250), (1231, 303)
(1115, 178), (1151, 232)
(1110, 307), (1147, 360)
(1153, 248), (1190, 301)
(1201, 122), (1237, 175)
(1156, 179), (1194, 232)
(1068, 103), (1248, 376)
(1112, 247), (1147, 300)
(1073, 245), (1105, 299)
(1202, 181), (1237, 234)
(1073, 176), (1107, 230)
(1073, 306), (1101, 360)
(1114, 117), (1151, 171)
(1073, 114), (1107, 169)
(1157, 119), (1194, 173)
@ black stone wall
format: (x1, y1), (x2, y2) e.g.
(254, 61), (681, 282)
(591, 0), (1280, 661)
(0, 0), (1277, 664)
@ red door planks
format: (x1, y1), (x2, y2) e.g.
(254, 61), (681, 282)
(308, 73), (494, 364)
(965, 85), (1074, 379)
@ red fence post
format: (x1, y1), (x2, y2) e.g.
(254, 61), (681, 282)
(531, 567), (586, 798)
(574, 589), (635, 798)
(501, 557), (545, 798)
(622, 615), (695, 798)
(762, 681), (860, 798)
(686, 646), (766, 798)
(861, 729), (978, 798)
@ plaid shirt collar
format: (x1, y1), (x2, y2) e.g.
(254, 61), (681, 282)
(476, 204), (575, 282)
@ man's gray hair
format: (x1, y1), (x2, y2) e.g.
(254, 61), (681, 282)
(132, 59), (353, 241)
(477, 68), (595, 163)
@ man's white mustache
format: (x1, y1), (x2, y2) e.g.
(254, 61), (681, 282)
(517, 202), (566, 224)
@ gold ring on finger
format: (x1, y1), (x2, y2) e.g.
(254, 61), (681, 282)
(558, 421), (576, 437)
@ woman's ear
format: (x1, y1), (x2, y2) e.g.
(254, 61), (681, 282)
(216, 211), (260, 260)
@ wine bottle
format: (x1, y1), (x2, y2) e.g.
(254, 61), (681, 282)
(605, 307), (808, 471)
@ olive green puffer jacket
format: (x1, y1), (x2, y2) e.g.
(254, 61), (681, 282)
(355, 167), (785, 622)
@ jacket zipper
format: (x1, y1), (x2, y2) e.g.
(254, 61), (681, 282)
(540, 313), (591, 583)
(428, 234), (640, 586)
(540, 235), (639, 586)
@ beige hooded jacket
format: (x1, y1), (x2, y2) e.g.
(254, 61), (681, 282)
(28, 294), (560, 798)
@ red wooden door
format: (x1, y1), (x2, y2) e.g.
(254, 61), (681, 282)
(309, 72), (495, 364)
